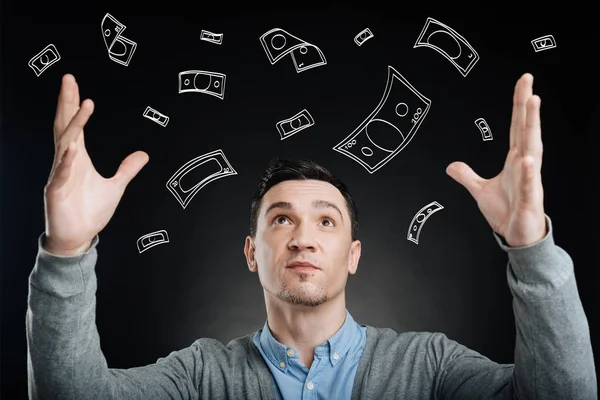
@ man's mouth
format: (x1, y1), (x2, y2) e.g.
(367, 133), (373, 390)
(287, 261), (320, 271)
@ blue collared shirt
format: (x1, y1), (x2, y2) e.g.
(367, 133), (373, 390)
(253, 309), (367, 399)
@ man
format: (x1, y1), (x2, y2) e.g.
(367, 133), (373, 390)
(26, 73), (596, 399)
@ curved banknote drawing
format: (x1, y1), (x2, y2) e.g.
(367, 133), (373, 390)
(178, 70), (226, 100)
(354, 28), (374, 46)
(28, 44), (61, 77)
(166, 149), (237, 209)
(137, 230), (169, 253)
(101, 13), (137, 66)
(474, 117), (493, 141)
(407, 201), (444, 244)
(259, 28), (327, 73)
(276, 109), (315, 140)
(200, 30), (223, 45)
(414, 17), (479, 77)
(332, 65), (431, 174)
(531, 34), (556, 52)
(143, 106), (169, 127)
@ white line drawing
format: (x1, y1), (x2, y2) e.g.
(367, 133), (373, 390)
(178, 70), (226, 100)
(101, 13), (137, 66)
(407, 201), (444, 244)
(259, 28), (326, 73)
(276, 109), (315, 140)
(531, 35), (556, 52)
(28, 44), (61, 77)
(354, 28), (374, 46)
(166, 149), (237, 209)
(414, 17), (479, 77)
(332, 65), (431, 174)
(200, 30), (223, 45)
(143, 106), (169, 127)
(137, 230), (169, 253)
(474, 118), (493, 141)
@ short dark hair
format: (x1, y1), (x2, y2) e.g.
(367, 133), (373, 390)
(249, 157), (358, 240)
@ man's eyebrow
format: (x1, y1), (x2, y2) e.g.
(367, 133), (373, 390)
(264, 200), (344, 222)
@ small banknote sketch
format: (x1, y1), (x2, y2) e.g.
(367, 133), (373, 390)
(354, 28), (374, 46)
(142, 106), (169, 127)
(414, 17), (479, 77)
(200, 30), (223, 45)
(178, 70), (226, 100)
(101, 13), (137, 66)
(531, 35), (556, 52)
(407, 201), (444, 245)
(474, 118), (493, 141)
(28, 44), (61, 77)
(259, 28), (327, 73)
(166, 149), (237, 209)
(332, 65), (432, 174)
(137, 230), (169, 253)
(276, 109), (315, 140)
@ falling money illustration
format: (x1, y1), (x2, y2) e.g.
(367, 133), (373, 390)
(414, 17), (479, 77)
(332, 65), (431, 174)
(137, 230), (170, 253)
(407, 201), (444, 244)
(101, 13), (137, 66)
(260, 28), (327, 73)
(531, 35), (557, 52)
(200, 30), (224, 45)
(166, 149), (237, 209)
(276, 109), (315, 140)
(178, 70), (226, 100)
(354, 28), (374, 46)
(474, 118), (493, 141)
(143, 106), (169, 127)
(28, 44), (61, 77)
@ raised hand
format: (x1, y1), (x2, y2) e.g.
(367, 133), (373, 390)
(43, 74), (150, 256)
(446, 73), (546, 247)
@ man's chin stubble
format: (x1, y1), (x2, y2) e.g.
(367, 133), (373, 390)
(277, 282), (328, 307)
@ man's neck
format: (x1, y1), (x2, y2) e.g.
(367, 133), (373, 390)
(265, 293), (348, 369)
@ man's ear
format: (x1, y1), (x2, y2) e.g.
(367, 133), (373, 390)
(244, 236), (258, 272)
(348, 240), (361, 275)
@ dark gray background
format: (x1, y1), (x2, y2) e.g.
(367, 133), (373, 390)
(2, 2), (598, 398)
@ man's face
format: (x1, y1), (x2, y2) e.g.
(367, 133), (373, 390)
(244, 179), (361, 308)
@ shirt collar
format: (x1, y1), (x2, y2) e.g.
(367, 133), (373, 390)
(259, 309), (359, 371)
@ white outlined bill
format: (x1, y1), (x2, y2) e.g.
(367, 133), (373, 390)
(166, 149), (237, 209)
(101, 13), (137, 66)
(28, 44), (61, 77)
(414, 17), (479, 77)
(332, 65), (431, 174)
(407, 201), (444, 244)
(260, 28), (327, 73)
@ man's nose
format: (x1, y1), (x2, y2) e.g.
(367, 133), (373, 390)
(288, 226), (317, 251)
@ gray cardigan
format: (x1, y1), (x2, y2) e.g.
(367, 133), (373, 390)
(26, 215), (597, 399)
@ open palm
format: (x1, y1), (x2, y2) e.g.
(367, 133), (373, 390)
(44, 74), (149, 255)
(446, 73), (547, 247)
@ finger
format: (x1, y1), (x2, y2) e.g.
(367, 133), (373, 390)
(58, 99), (94, 154)
(111, 151), (150, 190)
(509, 73), (533, 151)
(523, 95), (542, 160)
(53, 74), (80, 139)
(446, 161), (486, 199)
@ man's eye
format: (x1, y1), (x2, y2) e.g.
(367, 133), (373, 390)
(274, 216), (289, 224)
(321, 218), (335, 227)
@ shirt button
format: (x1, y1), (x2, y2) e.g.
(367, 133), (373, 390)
(287, 349), (295, 357)
(279, 361), (285, 368)
(306, 381), (314, 390)
(333, 353), (339, 360)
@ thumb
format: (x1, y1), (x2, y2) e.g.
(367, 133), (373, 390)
(446, 161), (485, 199)
(112, 151), (150, 189)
